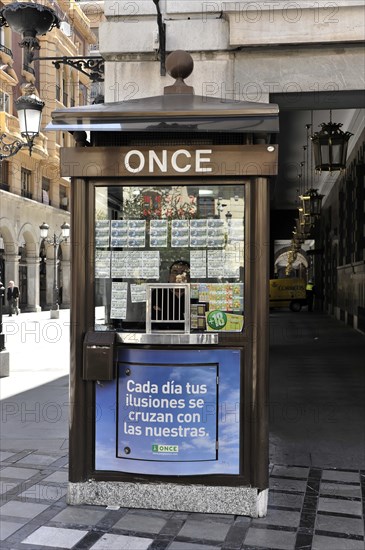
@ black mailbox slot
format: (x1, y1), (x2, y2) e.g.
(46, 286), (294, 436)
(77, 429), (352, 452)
(83, 331), (116, 381)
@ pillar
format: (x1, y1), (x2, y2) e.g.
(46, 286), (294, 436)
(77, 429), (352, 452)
(45, 245), (57, 309)
(61, 259), (71, 308)
(25, 256), (41, 312)
(4, 254), (20, 313)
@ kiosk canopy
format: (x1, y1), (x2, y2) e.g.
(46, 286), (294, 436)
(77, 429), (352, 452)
(46, 94), (279, 134)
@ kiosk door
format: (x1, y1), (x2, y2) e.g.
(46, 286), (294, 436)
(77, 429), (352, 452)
(91, 181), (246, 476)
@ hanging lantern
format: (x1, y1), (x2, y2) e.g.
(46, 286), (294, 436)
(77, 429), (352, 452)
(292, 231), (304, 246)
(310, 117), (352, 172)
(294, 237), (301, 250)
(299, 188), (324, 218)
(294, 218), (308, 241)
(291, 237), (301, 253)
(285, 261), (294, 276)
(298, 207), (312, 235)
(290, 248), (298, 261)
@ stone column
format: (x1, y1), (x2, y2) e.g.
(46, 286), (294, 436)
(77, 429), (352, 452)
(4, 254), (20, 314)
(25, 256), (41, 312)
(61, 259), (71, 309)
(4, 254), (20, 286)
(45, 245), (57, 309)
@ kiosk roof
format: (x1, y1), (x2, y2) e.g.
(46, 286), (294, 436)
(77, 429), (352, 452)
(46, 94), (279, 133)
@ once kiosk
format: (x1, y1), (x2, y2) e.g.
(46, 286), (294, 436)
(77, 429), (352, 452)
(48, 51), (279, 517)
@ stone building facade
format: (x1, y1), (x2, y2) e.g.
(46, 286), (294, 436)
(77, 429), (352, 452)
(0, 0), (96, 311)
(98, 0), (364, 329)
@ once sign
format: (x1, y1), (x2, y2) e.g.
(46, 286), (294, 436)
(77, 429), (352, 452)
(60, 144), (278, 178)
(124, 149), (213, 174)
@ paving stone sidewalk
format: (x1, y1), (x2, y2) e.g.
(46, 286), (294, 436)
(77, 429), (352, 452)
(1, 311), (364, 549)
(1, 450), (364, 550)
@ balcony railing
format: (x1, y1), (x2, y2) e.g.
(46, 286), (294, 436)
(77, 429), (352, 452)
(23, 63), (35, 76)
(0, 44), (13, 58)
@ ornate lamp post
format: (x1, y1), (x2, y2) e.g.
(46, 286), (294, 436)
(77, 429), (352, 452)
(0, 2), (59, 62)
(0, 1), (103, 160)
(0, 2), (104, 82)
(0, 1), (58, 160)
(39, 222), (70, 319)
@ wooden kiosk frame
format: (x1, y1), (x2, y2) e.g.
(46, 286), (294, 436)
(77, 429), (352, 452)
(48, 60), (279, 517)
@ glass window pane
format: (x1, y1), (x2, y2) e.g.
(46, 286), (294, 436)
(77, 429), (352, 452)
(94, 183), (245, 333)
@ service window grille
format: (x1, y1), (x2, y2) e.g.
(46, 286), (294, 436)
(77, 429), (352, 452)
(146, 283), (190, 333)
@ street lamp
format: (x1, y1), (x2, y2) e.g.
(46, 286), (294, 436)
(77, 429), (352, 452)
(0, 2), (104, 82)
(0, 2), (57, 160)
(299, 188), (324, 218)
(311, 114), (353, 172)
(39, 222), (70, 319)
(0, 84), (44, 160)
(0, 1), (103, 160)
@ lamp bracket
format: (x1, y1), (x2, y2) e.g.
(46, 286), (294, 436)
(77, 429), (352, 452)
(0, 133), (25, 161)
(43, 234), (67, 247)
(31, 55), (104, 83)
(153, 0), (166, 76)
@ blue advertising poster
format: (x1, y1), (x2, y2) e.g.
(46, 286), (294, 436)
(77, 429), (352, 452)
(117, 363), (218, 462)
(95, 348), (241, 476)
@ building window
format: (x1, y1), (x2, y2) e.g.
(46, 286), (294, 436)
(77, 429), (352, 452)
(56, 69), (61, 102)
(59, 184), (68, 210)
(90, 81), (104, 104)
(70, 75), (76, 107)
(21, 168), (32, 199)
(79, 83), (88, 106)
(0, 160), (9, 191)
(0, 91), (10, 113)
(42, 177), (51, 205)
(62, 76), (68, 106)
(90, 27), (99, 52)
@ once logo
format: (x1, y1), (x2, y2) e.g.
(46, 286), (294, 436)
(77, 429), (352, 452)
(152, 444), (179, 453)
(124, 149), (212, 174)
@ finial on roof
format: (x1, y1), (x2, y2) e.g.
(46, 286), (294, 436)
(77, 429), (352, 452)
(164, 50), (194, 95)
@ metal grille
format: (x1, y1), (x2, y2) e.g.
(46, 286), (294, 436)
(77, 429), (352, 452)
(146, 283), (190, 334)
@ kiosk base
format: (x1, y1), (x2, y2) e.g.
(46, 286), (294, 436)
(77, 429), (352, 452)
(67, 481), (268, 518)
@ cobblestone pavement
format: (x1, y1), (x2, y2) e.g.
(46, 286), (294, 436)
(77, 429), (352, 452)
(0, 451), (364, 549)
(1, 310), (364, 549)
